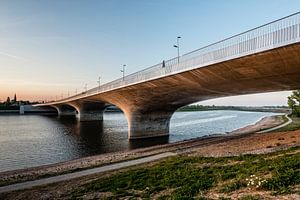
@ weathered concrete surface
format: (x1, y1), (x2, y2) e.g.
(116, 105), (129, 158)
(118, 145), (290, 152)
(40, 43), (300, 139)
(128, 111), (174, 139)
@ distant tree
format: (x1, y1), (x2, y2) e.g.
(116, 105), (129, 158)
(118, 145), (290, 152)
(13, 93), (17, 102)
(287, 90), (300, 117)
(6, 97), (11, 106)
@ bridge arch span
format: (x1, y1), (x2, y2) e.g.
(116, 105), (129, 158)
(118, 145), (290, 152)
(50, 104), (78, 118)
(86, 91), (186, 139)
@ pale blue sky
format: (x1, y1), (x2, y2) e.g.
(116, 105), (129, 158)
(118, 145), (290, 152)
(0, 0), (299, 105)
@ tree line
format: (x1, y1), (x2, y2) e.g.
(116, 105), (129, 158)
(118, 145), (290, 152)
(288, 90), (300, 117)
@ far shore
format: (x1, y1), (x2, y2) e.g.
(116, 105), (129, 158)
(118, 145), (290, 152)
(0, 105), (291, 115)
(0, 113), (291, 187)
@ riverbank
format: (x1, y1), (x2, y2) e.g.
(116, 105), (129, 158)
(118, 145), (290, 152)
(178, 105), (290, 114)
(0, 114), (290, 186)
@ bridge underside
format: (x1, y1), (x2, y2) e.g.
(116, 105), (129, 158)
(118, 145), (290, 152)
(44, 43), (300, 139)
(52, 101), (107, 121)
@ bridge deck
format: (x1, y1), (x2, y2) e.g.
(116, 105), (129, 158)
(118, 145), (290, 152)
(43, 12), (300, 105)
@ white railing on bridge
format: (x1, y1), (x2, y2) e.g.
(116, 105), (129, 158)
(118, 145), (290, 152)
(54, 12), (300, 103)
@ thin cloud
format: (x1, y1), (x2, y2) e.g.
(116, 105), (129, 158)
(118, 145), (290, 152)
(0, 51), (21, 60)
(0, 51), (32, 62)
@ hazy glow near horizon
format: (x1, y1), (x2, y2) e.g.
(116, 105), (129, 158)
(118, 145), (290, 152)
(0, 0), (299, 105)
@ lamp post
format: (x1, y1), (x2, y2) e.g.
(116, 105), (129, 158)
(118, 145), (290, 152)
(173, 36), (181, 64)
(121, 64), (126, 80)
(97, 76), (101, 92)
(84, 84), (87, 92)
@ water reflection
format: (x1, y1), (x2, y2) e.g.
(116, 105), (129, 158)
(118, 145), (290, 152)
(56, 116), (170, 154)
(129, 136), (169, 149)
(56, 117), (128, 155)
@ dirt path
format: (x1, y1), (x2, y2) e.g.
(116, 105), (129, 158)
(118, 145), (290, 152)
(257, 114), (292, 133)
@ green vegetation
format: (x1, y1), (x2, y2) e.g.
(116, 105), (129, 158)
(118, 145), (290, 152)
(274, 90), (300, 131)
(288, 90), (300, 117)
(0, 105), (19, 110)
(0, 93), (37, 110)
(70, 147), (300, 199)
(177, 104), (216, 111)
(276, 114), (289, 123)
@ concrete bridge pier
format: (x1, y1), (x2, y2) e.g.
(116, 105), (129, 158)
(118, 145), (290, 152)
(70, 101), (107, 122)
(53, 105), (77, 119)
(76, 110), (104, 122)
(125, 110), (174, 139)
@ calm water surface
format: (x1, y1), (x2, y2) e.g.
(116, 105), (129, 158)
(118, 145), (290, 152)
(0, 111), (280, 172)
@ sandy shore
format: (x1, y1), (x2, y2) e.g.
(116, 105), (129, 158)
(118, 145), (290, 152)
(0, 114), (296, 187)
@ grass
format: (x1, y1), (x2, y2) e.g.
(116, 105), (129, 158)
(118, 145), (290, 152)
(275, 114), (289, 123)
(69, 146), (300, 199)
(219, 181), (246, 193)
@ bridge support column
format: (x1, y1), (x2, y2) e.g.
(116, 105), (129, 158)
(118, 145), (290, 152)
(53, 105), (77, 118)
(76, 110), (104, 121)
(58, 111), (76, 118)
(127, 111), (173, 139)
(70, 101), (107, 122)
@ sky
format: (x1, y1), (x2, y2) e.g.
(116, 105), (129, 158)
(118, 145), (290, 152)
(0, 0), (299, 105)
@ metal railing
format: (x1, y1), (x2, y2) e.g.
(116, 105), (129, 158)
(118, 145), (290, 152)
(53, 12), (300, 104)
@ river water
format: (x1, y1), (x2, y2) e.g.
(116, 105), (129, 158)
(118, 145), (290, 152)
(0, 110), (280, 172)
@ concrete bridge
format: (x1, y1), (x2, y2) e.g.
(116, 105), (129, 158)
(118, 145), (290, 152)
(37, 12), (300, 139)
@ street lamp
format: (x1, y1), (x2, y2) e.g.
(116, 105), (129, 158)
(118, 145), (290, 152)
(97, 76), (101, 92)
(173, 36), (181, 64)
(121, 64), (126, 80)
(84, 84), (87, 93)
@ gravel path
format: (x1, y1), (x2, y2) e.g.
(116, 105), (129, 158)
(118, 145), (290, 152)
(257, 114), (292, 133)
